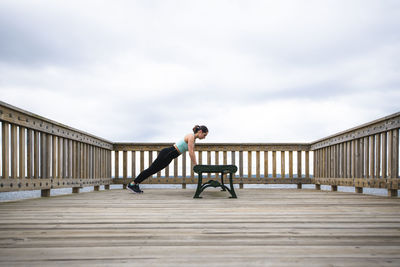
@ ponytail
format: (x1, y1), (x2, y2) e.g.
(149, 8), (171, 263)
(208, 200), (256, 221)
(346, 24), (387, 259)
(193, 125), (209, 134)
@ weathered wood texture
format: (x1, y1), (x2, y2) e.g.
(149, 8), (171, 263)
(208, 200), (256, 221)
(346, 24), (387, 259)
(113, 144), (312, 187)
(312, 113), (400, 195)
(0, 189), (400, 266)
(0, 101), (113, 193)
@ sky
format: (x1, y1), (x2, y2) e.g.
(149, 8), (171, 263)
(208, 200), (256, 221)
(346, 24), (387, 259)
(0, 0), (399, 143)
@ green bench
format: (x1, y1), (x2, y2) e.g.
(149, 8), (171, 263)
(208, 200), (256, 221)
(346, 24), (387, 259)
(193, 165), (238, 198)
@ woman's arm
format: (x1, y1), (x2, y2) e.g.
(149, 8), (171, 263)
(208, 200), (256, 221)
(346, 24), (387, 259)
(187, 134), (197, 165)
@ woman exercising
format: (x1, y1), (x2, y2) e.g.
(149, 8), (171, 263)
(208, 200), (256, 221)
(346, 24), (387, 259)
(127, 125), (209, 193)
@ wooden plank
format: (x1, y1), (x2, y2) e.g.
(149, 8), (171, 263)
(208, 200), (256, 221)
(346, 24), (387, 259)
(1, 189), (400, 266)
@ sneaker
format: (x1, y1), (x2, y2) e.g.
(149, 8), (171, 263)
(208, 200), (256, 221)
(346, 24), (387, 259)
(127, 183), (143, 194)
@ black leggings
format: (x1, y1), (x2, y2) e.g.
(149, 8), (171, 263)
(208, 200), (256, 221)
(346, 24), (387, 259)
(134, 146), (180, 184)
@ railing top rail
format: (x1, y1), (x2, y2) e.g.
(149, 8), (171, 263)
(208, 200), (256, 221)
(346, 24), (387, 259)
(0, 100), (113, 149)
(311, 112), (400, 150)
(113, 142), (311, 151)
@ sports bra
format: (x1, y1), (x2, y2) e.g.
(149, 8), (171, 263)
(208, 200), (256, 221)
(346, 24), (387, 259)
(175, 134), (194, 153)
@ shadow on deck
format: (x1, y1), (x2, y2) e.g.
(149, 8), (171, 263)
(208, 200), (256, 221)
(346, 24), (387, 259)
(1, 188), (400, 266)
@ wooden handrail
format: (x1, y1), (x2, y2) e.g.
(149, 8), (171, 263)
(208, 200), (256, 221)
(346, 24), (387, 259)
(0, 101), (113, 196)
(1, 100), (398, 197)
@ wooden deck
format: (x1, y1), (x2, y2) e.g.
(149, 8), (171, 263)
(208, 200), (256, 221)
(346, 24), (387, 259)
(1, 188), (400, 266)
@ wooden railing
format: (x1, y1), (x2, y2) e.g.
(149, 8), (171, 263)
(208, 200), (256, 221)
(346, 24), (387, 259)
(113, 143), (312, 188)
(1, 100), (399, 197)
(312, 112), (400, 196)
(0, 101), (113, 196)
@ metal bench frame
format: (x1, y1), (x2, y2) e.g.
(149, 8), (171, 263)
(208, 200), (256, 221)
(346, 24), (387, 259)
(193, 165), (238, 198)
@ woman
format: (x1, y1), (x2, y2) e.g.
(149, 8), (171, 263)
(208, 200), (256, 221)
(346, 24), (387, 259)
(127, 125), (208, 193)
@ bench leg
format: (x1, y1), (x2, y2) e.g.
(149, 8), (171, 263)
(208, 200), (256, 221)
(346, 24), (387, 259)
(228, 172), (237, 198)
(194, 173), (203, 198)
(220, 172), (226, 191)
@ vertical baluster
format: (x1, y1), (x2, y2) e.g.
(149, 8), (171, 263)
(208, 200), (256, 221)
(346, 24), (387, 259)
(248, 151), (252, 179)
(239, 150), (243, 178)
(174, 156), (178, 178)
(231, 151), (236, 178)
(11, 125), (18, 178)
(140, 151), (144, 175)
(123, 151), (127, 179)
(207, 151), (211, 179)
(305, 151), (309, 178)
(272, 151), (276, 178)
(223, 151), (227, 165)
(182, 152), (186, 178)
(288, 151), (293, 178)
(392, 129), (398, 178)
(115, 150), (119, 179)
(2, 122), (10, 178)
(58, 137), (63, 179)
(131, 151), (136, 179)
(27, 129), (33, 178)
(342, 143), (346, 178)
(264, 151), (269, 178)
(40, 133), (46, 178)
(199, 150), (203, 165)
(375, 134), (381, 178)
(388, 131), (393, 178)
(34, 131), (39, 178)
(69, 140), (73, 178)
(382, 133), (387, 178)
(281, 151), (285, 178)
(256, 150), (260, 178)
(157, 151), (161, 177)
(297, 151), (302, 178)
(46, 134), (51, 178)
(19, 127), (26, 178)
(52, 136), (57, 179)
(369, 136), (374, 178)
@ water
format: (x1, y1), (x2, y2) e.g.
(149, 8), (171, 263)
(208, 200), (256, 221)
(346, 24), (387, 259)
(0, 184), (397, 202)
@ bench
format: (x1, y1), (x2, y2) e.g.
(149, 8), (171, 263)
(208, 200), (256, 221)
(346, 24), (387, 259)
(193, 165), (238, 198)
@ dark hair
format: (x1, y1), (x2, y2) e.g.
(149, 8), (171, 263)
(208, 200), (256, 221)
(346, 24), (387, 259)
(193, 125), (208, 134)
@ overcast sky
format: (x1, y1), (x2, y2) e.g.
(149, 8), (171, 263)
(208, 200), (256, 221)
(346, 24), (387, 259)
(0, 0), (399, 143)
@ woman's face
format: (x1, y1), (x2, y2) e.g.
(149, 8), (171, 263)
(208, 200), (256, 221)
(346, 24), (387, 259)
(198, 130), (208, 139)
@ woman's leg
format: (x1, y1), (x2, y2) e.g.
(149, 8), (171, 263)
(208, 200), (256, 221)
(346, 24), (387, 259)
(134, 147), (179, 184)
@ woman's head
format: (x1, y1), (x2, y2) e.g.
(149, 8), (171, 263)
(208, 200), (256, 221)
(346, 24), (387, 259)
(193, 125), (208, 139)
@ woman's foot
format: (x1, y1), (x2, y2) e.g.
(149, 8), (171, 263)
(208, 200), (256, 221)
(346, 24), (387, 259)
(127, 183), (143, 194)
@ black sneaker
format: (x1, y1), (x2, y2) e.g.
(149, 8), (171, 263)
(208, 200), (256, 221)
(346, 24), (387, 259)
(127, 183), (143, 194)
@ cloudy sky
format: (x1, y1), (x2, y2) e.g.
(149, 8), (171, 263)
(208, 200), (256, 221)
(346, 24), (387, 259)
(0, 0), (399, 143)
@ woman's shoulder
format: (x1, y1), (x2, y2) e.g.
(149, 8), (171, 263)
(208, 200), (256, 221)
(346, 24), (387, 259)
(184, 133), (195, 142)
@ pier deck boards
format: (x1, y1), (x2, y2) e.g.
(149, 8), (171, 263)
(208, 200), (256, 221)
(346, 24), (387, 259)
(1, 188), (400, 266)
